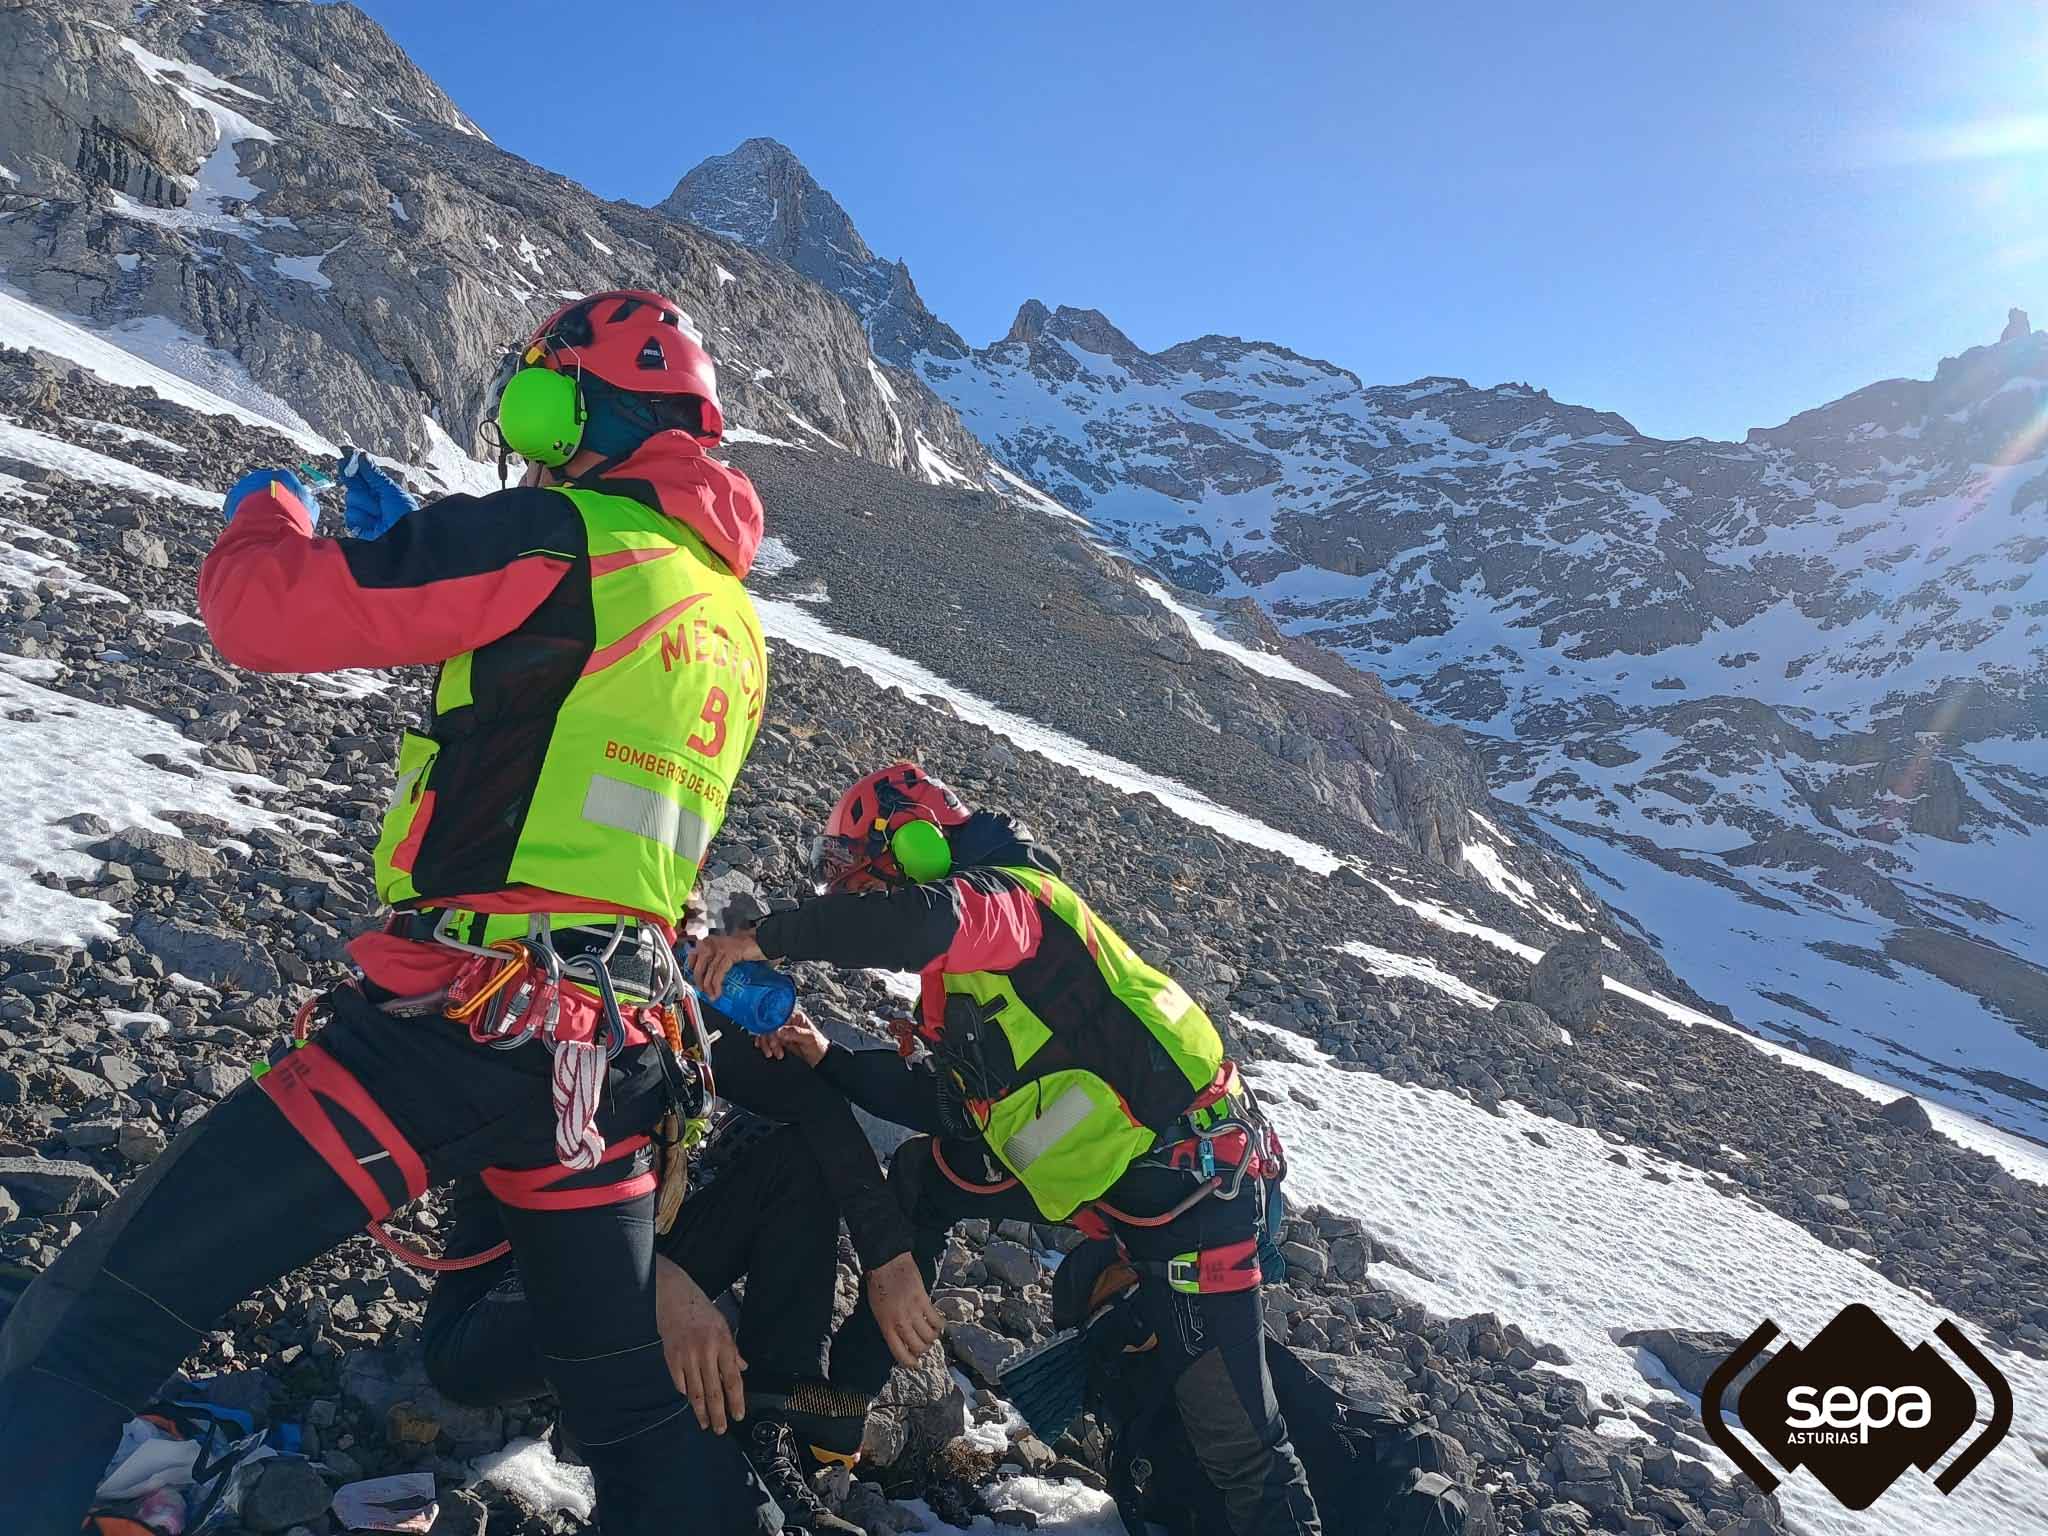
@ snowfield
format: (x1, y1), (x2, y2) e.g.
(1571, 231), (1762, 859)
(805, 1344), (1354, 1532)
(0, 656), (288, 949)
(0, 416), (218, 510)
(1236, 1017), (2048, 1536)
(1134, 574), (1348, 696)
(756, 598), (1347, 874)
(0, 288), (335, 452)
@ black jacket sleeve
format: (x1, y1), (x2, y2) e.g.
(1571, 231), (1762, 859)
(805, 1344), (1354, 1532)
(817, 1044), (947, 1136)
(754, 884), (964, 972)
(663, 1028), (912, 1268)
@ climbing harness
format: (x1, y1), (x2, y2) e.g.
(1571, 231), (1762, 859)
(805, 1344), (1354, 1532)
(266, 912), (721, 1270)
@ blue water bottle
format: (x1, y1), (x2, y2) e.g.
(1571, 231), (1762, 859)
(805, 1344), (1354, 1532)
(687, 955), (796, 1036)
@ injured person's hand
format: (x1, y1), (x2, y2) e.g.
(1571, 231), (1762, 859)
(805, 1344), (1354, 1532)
(656, 1254), (748, 1433)
(867, 1251), (946, 1368)
(754, 1009), (830, 1067)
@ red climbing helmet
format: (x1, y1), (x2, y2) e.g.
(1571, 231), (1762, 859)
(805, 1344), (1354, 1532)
(523, 289), (725, 442)
(809, 762), (970, 893)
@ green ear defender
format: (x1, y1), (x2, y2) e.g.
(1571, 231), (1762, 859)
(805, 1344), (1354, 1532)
(890, 819), (953, 883)
(496, 366), (587, 466)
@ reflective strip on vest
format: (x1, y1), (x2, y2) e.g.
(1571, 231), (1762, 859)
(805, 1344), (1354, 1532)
(1000, 1083), (1095, 1173)
(582, 774), (714, 862)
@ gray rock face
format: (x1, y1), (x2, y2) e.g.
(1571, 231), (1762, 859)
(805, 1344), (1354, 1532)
(0, 5), (986, 486)
(1531, 937), (1605, 1026)
(659, 137), (970, 370)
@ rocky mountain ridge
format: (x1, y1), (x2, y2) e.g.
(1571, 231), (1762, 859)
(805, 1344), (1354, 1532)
(0, 2), (989, 486)
(7, 345), (2047, 1533)
(662, 144), (2048, 1141)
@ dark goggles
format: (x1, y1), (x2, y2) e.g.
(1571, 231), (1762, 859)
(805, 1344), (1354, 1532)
(808, 832), (886, 892)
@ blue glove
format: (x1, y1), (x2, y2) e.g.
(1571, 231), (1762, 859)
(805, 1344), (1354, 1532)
(222, 468), (318, 523)
(339, 447), (421, 540)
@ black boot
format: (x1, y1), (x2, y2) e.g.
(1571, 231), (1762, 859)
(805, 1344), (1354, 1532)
(745, 1418), (864, 1534)
(745, 1379), (872, 1469)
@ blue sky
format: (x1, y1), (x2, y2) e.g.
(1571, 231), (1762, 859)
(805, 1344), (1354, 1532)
(353, 0), (2048, 442)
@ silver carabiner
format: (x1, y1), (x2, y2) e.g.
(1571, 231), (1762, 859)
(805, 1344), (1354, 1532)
(562, 954), (629, 1060)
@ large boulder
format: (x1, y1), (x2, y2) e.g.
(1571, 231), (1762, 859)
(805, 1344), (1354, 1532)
(1877, 1095), (1934, 1134)
(1619, 1327), (1776, 1407)
(1530, 936), (1605, 1025)
(0, 1155), (117, 1214)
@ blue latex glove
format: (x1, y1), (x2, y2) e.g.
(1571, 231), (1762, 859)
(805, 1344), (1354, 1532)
(338, 447), (421, 540)
(222, 468), (318, 523)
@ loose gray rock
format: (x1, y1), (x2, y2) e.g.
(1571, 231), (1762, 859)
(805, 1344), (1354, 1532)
(243, 1457), (331, 1532)
(982, 1239), (1040, 1290)
(1878, 1095), (1934, 1134)
(131, 915), (281, 996)
(0, 1155), (117, 1214)
(1620, 1327), (1776, 1406)
(1531, 936), (1605, 1026)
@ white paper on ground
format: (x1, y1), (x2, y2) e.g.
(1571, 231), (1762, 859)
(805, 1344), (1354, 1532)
(331, 1471), (438, 1531)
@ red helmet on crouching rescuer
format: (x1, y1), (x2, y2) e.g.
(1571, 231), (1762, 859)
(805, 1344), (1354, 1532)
(808, 761), (971, 893)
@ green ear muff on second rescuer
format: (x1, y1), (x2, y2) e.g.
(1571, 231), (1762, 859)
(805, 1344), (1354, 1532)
(497, 366), (588, 467)
(892, 819), (952, 883)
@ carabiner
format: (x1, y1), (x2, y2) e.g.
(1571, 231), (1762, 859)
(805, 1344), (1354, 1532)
(564, 954), (630, 1059)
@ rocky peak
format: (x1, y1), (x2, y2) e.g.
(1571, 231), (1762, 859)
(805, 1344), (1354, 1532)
(2001, 306), (2032, 344)
(659, 137), (873, 272)
(1003, 298), (1052, 346)
(657, 137), (967, 367)
(1154, 334), (1364, 391)
(1040, 305), (1145, 364)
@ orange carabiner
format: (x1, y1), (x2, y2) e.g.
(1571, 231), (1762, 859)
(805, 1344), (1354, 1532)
(445, 941), (530, 1022)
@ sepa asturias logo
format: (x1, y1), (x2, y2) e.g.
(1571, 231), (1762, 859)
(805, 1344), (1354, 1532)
(1702, 1303), (2013, 1511)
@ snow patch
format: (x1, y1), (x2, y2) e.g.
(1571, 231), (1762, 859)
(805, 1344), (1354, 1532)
(75, 417), (188, 457)
(752, 536), (800, 577)
(0, 416), (216, 509)
(988, 460), (1089, 524)
(1134, 575), (1347, 696)
(271, 240), (346, 290)
(412, 413), (501, 499)
(756, 599), (1345, 874)
(470, 1438), (592, 1524)
(905, 1478), (1123, 1535)
(0, 665), (286, 948)
(914, 431), (976, 489)
(1337, 940), (1499, 1011)
(1233, 1015), (2048, 1536)
(0, 288), (333, 451)
(722, 425), (806, 450)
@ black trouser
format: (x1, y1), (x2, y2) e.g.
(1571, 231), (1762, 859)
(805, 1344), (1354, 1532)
(423, 1123), (842, 1405)
(0, 988), (780, 1536)
(831, 1137), (1320, 1536)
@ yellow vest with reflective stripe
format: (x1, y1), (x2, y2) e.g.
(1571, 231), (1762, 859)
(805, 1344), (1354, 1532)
(941, 867), (1223, 1219)
(371, 485), (764, 927)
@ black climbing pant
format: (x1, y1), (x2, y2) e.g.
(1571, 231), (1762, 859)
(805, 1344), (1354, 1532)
(0, 986), (781, 1536)
(422, 1122), (845, 1405)
(830, 1136), (1321, 1536)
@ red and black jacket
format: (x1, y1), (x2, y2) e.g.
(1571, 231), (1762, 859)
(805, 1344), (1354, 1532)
(198, 433), (765, 994)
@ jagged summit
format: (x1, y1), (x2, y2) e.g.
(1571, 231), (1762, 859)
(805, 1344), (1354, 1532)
(659, 137), (875, 273)
(1003, 298), (1052, 346)
(657, 138), (968, 365)
(2002, 305), (2032, 343)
